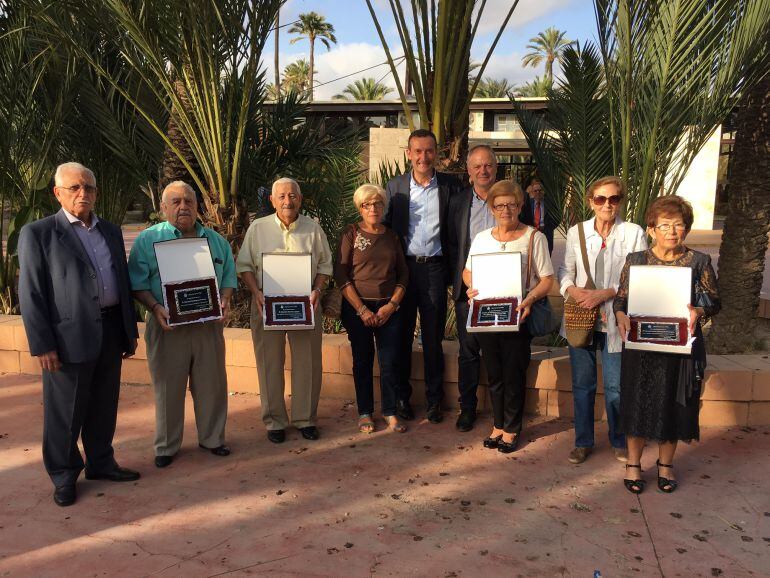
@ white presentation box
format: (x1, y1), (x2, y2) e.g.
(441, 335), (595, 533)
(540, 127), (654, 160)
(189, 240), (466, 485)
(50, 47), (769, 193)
(625, 265), (693, 354)
(466, 252), (523, 333)
(262, 252), (315, 330)
(154, 237), (222, 326)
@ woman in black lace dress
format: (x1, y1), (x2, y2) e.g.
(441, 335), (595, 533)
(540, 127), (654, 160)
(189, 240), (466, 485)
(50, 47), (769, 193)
(614, 196), (720, 494)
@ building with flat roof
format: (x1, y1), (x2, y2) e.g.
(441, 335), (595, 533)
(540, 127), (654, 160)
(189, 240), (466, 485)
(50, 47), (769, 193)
(267, 97), (735, 230)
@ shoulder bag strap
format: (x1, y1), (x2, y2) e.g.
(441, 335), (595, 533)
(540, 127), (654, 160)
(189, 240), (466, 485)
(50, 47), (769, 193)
(577, 221), (597, 290)
(525, 226), (535, 293)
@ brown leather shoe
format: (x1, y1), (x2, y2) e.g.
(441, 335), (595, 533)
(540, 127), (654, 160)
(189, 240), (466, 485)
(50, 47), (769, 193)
(568, 447), (592, 464)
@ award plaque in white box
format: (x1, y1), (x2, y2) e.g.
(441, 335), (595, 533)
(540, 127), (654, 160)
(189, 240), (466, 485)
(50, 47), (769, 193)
(154, 237), (222, 326)
(262, 252), (315, 330)
(466, 252), (523, 333)
(625, 265), (693, 354)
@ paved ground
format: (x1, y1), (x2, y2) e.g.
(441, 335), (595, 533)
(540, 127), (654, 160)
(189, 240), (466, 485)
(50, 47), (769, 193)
(1, 374), (768, 578)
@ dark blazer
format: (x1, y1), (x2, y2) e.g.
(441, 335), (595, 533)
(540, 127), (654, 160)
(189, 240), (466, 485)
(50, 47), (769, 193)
(18, 209), (138, 364)
(519, 194), (557, 253)
(383, 171), (460, 263)
(446, 186), (476, 303)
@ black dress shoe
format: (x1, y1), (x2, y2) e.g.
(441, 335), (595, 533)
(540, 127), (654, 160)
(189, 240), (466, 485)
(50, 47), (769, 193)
(199, 444), (231, 456)
(396, 400), (415, 421)
(267, 429), (286, 444)
(300, 426), (319, 440)
(84, 466), (141, 482)
(426, 404), (443, 424)
(455, 409), (477, 432)
(53, 485), (76, 507)
(155, 455), (173, 468)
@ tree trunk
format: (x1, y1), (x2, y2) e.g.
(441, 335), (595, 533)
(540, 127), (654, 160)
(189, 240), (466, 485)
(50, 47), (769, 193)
(309, 37), (315, 101)
(274, 11), (280, 96)
(709, 72), (770, 354)
(160, 79), (199, 185)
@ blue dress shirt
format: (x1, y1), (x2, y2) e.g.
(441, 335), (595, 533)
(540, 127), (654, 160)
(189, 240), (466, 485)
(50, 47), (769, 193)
(406, 172), (442, 257)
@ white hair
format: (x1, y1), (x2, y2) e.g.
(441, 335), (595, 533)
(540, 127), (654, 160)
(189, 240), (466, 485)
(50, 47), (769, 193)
(271, 177), (301, 196)
(161, 180), (197, 204)
(54, 162), (95, 186)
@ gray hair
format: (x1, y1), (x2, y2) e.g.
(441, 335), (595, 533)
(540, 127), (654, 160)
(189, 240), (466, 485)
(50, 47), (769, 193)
(161, 180), (197, 204)
(271, 177), (301, 196)
(466, 144), (497, 165)
(54, 162), (95, 186)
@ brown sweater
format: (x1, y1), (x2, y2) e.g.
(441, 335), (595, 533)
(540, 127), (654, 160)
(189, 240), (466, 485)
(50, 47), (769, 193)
(335, 223), (408, 300)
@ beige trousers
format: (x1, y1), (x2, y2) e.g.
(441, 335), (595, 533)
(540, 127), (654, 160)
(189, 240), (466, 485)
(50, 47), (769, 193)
(250, 307), (323, 430)
(145, 316), (228, 456)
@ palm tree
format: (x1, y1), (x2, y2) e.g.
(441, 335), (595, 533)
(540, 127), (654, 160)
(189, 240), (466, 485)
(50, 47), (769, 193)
(333, 77), (393, 101)
(516, 0), (769, 234)
(366, 0), (520, 169)
(514, 76), (552, 97)
(282, 59), (313, 94)
(709, 70), (770, 353)
(288, 12), (337, 101)
(474, 77), (514, 98)
(522, 27), (573, 83)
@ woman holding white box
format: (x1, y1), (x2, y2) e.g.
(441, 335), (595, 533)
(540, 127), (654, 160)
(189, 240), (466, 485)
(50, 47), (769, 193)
(462, 180), (554, 453)
(558, 176), (647, 466)
(614, 196), (720, 493)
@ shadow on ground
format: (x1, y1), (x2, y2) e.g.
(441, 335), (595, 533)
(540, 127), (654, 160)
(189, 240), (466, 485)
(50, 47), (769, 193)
(0, 374), (768, 578)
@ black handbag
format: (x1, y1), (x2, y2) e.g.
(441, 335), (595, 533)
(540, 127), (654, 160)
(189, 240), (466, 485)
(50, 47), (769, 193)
(524, 227), (555, 337)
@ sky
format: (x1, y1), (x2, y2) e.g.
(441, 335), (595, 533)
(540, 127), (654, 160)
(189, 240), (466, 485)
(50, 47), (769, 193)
(262, 0), (598, 99)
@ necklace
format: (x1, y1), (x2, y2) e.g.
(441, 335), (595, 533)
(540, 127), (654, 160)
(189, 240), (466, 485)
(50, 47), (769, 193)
(496, 223), (519, 250)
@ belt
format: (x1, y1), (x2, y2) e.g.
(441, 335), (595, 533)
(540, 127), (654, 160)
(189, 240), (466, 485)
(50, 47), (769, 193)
(100, 305), (121, 317)
(406, 255), (443, 263)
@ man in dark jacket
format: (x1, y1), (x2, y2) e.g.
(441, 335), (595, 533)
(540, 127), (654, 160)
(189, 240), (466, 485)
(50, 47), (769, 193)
(18, 162), (140, 507)
(384, 129), (460, 424)
(519, 176), (557, 254)
(446, 145), (498, 431)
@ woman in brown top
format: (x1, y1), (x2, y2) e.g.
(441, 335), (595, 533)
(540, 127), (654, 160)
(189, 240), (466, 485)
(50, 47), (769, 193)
(335, 184), (409, 434)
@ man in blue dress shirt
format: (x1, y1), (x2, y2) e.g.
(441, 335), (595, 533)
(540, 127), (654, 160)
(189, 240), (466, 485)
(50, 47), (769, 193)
(384, 129), (460, 423)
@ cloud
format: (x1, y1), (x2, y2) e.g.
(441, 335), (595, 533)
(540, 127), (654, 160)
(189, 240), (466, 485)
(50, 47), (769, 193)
(473, 51), (539, 86)
(284, 42), (406, 100)
(474, 0), (574, 34)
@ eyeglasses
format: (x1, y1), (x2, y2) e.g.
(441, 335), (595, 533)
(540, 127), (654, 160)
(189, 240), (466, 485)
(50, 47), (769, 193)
(361, 201), (384, 211)
(654, 223), (687, 232)
(591, 194), (621, 206)
(58, 184), (97, 194)
(492, 202), (519, 212)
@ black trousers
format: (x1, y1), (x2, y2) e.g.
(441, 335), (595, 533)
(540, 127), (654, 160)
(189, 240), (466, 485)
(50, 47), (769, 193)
(340, 299), (401, 417)
(42, 309), (125, 487)
(454, 299), (481, 411)
(478, 328), (531, 435)
(397, 259), (447, 407)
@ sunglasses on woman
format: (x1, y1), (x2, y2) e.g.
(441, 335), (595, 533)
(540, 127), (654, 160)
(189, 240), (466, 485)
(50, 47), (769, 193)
(591, 194), (621, 206)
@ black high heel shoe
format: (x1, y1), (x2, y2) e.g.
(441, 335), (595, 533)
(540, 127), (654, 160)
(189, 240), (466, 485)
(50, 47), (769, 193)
(483, 434), (503, 449)
(497, 434), (519, 454)
(656, 460), (678, 493)
(623, 464), (645, 494)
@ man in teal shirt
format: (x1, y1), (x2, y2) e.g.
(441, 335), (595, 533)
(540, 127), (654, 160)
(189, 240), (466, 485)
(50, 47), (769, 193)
(129, 181), (237, 468)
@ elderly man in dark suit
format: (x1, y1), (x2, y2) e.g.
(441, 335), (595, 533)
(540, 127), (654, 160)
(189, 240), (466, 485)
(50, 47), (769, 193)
(384, 129), (460, 424)
(18, 162), (140, 507)
(446, 144), (498, 432)
(519, 177), (557, 254)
